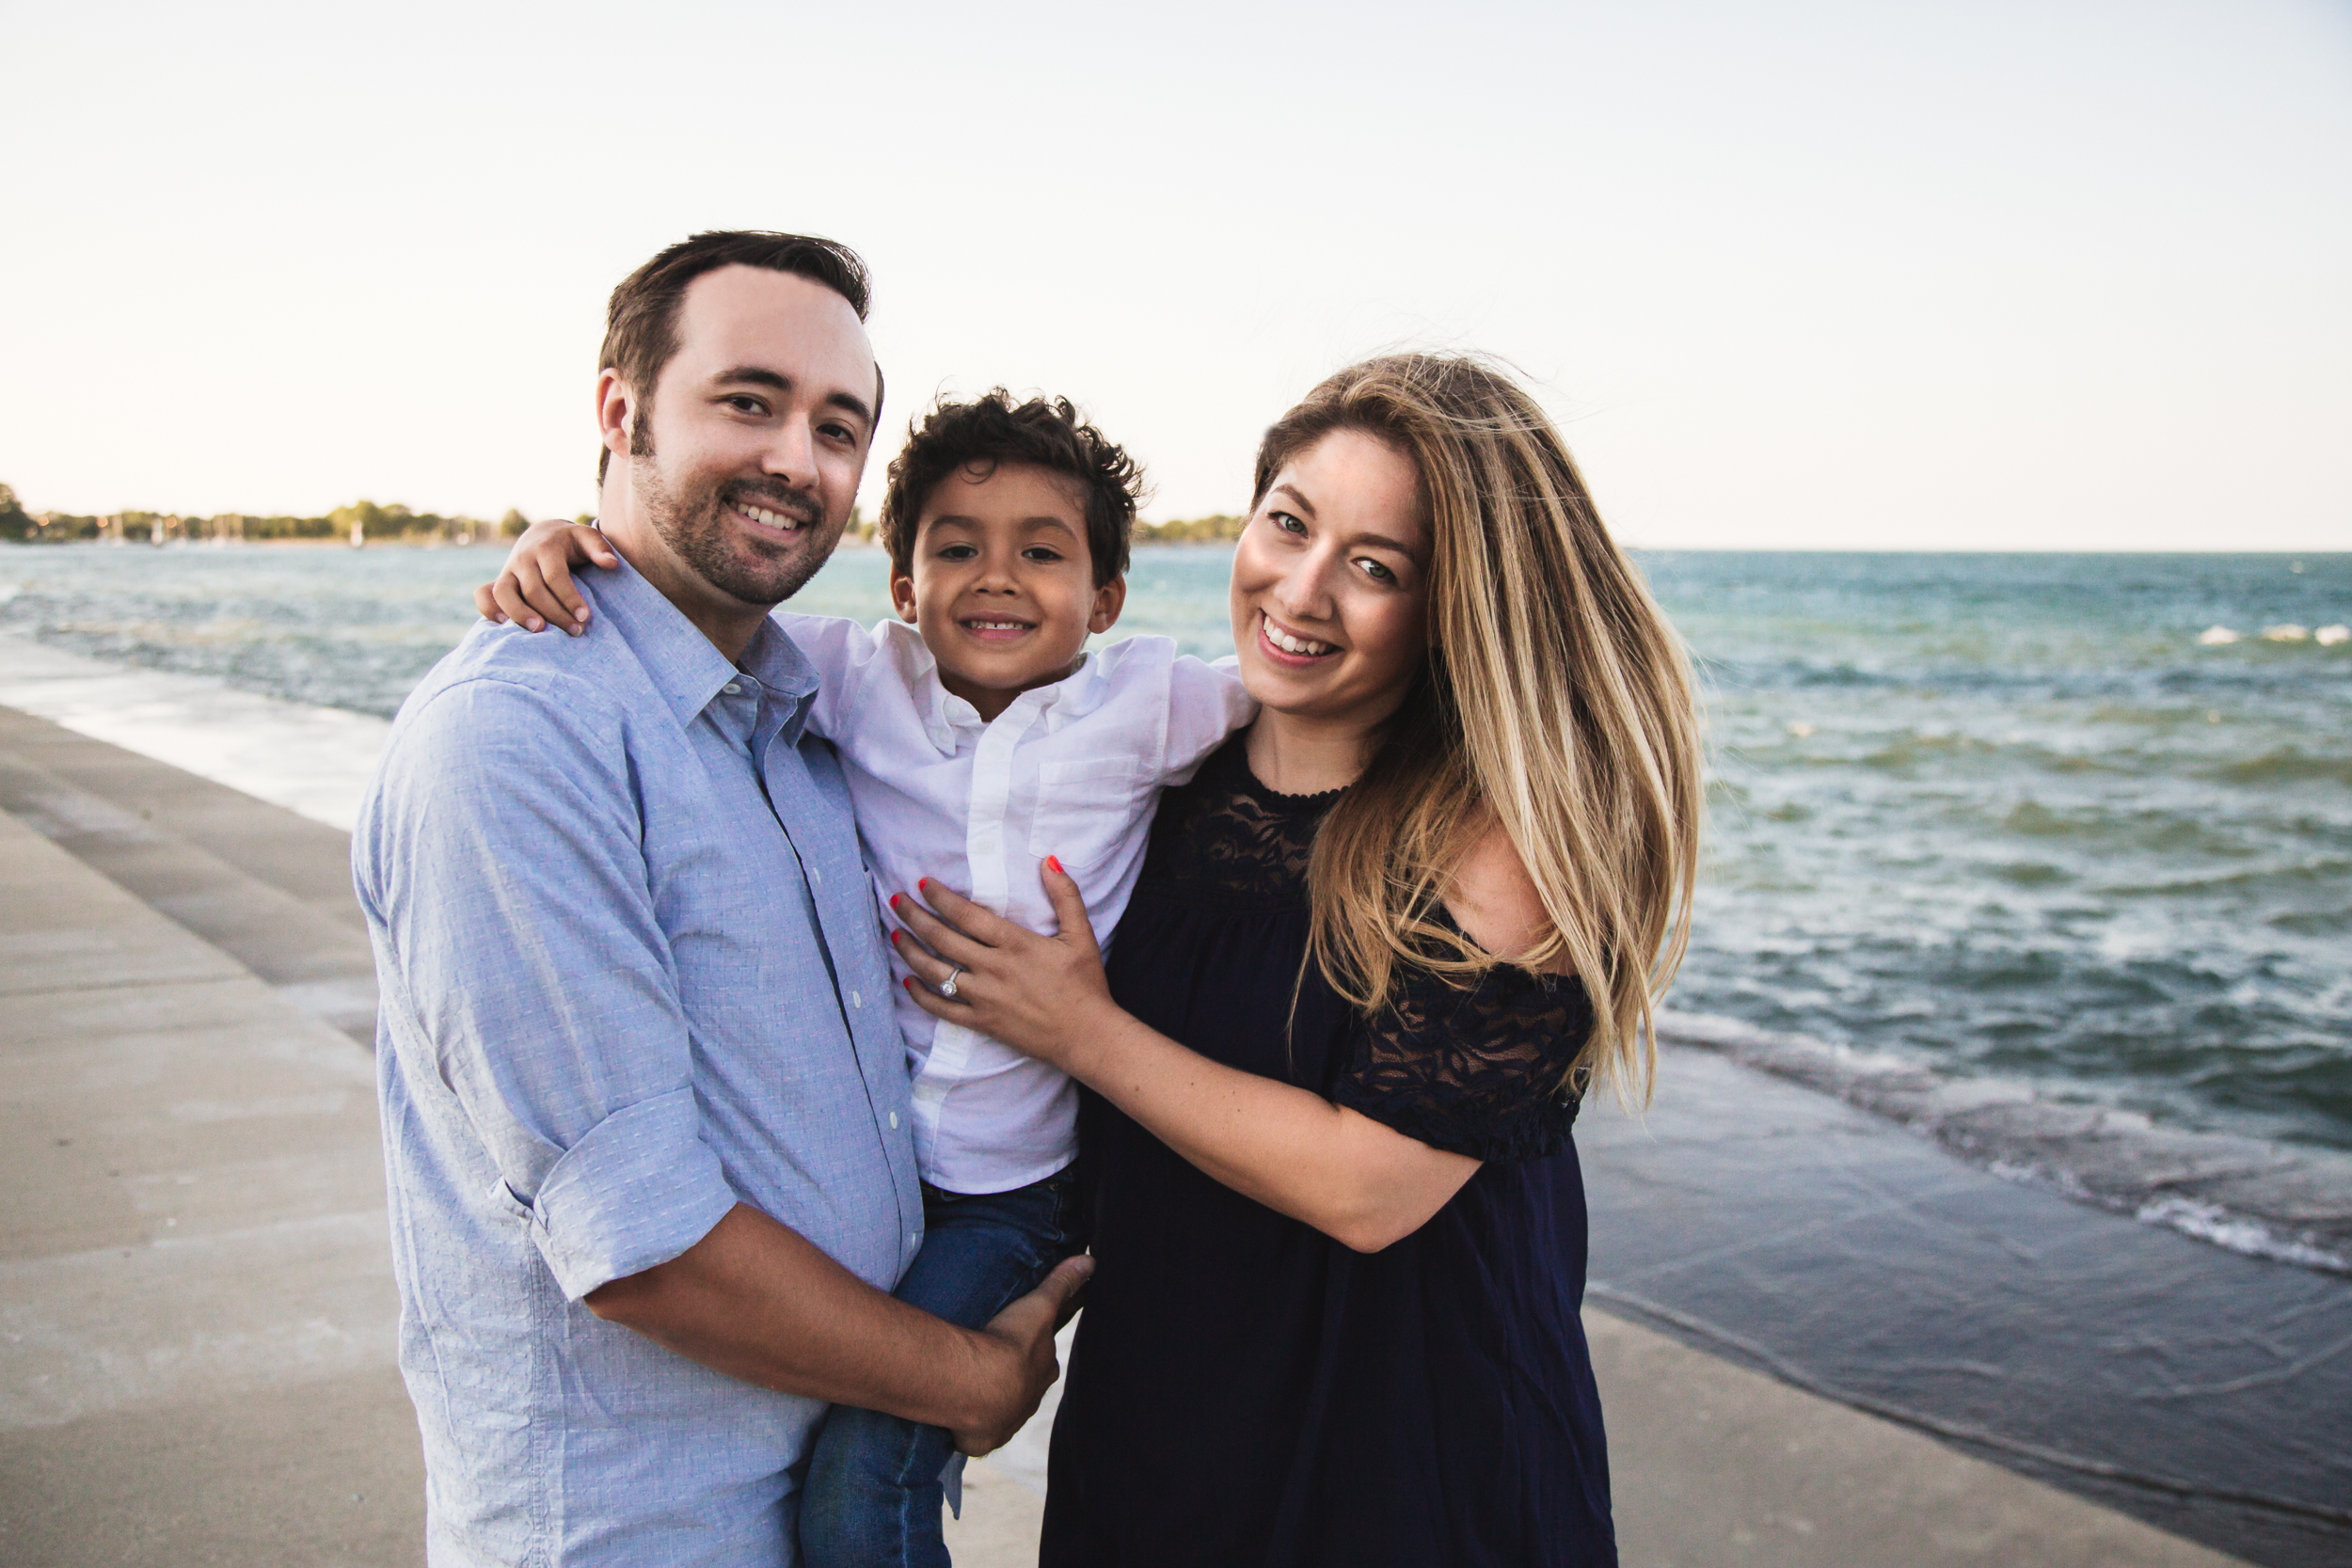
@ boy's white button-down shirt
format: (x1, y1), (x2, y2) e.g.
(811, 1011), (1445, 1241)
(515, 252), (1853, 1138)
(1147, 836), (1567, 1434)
(782, 613), (1256, 1195)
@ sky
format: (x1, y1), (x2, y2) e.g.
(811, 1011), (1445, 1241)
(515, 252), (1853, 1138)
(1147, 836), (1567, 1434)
(1, 0), (2346, 550)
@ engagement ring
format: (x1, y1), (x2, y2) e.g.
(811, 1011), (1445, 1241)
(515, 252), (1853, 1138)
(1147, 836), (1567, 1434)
(939, 966), (963, 999)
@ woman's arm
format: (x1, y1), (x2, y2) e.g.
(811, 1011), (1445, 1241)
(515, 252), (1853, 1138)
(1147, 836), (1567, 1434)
(890, 869), (1480, 1254)
(473, 518), (620, 634)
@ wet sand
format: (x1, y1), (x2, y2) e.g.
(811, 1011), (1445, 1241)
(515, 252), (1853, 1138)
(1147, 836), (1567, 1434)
(0, 699), (2273, 1566)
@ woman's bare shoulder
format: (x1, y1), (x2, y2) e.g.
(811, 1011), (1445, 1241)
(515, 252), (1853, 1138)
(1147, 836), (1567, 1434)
(1440, 817), (1569, 974)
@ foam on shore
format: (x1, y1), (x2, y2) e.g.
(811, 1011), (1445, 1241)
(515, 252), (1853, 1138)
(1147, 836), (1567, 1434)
(1659, 1009), (2352, 1275)
(0, 631), (388, 832)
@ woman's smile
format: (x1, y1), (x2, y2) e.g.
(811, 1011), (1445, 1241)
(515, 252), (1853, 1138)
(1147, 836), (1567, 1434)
(1256, 610), (1340, 663)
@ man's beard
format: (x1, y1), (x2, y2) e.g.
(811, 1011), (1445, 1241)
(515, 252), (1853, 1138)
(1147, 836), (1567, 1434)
(636, 448), (833, 608)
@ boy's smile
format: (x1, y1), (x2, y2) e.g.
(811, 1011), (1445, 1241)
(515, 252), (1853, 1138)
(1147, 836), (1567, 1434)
(892, 461), (1127, 721)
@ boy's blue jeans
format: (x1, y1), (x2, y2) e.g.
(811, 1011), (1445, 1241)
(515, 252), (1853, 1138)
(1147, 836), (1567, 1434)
(799, 1166), (1086, 1568)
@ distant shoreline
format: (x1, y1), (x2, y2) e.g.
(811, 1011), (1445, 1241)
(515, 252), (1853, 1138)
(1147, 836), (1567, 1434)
(0, 533), (1262, 553)
(5, 537), (2346, 558)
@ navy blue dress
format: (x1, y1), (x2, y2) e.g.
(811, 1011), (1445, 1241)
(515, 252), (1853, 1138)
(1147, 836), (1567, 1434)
(1041, 736), (1617, 1567)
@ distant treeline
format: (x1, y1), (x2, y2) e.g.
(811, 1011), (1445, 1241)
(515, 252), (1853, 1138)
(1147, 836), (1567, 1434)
(1, 482), (1246, 547)
(0, 483), (532, 545)
(830, 512), (1241, 546)
(1138, 514), (1247, 543)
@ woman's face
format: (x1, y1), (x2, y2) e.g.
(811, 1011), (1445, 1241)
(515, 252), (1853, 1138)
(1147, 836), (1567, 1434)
(1228, 428), (1432, 731)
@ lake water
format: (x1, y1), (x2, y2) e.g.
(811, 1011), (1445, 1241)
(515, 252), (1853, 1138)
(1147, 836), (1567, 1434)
(3, 541), (2347, 1164)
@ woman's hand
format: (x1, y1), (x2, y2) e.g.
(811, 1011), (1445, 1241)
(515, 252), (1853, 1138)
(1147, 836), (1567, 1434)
(473, 519), (622, 635)
(892, 859), (1120, 1074)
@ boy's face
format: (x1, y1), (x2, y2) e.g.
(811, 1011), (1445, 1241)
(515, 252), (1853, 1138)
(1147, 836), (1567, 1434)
(890, 462), (1126, 721)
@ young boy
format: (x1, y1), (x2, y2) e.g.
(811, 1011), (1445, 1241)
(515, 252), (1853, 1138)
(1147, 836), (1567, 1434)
(485, 389), (1254, 1565)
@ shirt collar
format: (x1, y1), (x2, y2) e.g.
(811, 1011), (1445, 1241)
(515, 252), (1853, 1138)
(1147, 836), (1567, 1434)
(582, 555), (819, 733)
(874, 619), (1094, 753)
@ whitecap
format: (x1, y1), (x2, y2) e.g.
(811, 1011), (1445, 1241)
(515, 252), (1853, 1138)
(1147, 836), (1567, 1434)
(2260, 624), (2311, 642)
(2134, 1196), (2348, 1273)
(2319, 625), (2349, 646)
(2196, 625), (2240, 645)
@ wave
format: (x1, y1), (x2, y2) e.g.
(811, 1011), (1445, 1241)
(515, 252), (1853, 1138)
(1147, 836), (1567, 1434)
(2213, 747), (2352, 788)
(2198, 624), (2352, 648)
(2100, 856), (2352, 898)
(1655, 1009), (2352, 1276)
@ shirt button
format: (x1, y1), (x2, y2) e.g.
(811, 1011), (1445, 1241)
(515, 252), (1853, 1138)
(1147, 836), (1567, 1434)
(850, 990), (862, 1008)
(910, 1232), (922, 1250)
(888, 1111), (899, 1129)
(722, 682), (741, 695)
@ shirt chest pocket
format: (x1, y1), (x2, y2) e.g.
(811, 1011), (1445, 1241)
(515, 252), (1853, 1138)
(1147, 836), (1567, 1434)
(1026, 757), (1140, 868)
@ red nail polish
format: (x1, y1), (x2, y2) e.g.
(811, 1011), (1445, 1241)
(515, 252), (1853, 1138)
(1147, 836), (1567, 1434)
(1045, 855), (1064, 876)
(889, 894), (901, 911)
(918, 878), (929, 891)
(903, 976), (915, 993)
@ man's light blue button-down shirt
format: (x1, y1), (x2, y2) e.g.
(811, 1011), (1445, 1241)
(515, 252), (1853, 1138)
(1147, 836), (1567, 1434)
(354, 558), (923, 1566)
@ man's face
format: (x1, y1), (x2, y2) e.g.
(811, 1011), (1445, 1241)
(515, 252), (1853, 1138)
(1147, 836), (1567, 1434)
(621, 265), (878, 610)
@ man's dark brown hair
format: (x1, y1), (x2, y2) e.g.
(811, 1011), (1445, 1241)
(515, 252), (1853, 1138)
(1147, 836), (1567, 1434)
(880, 391), (1144, 588)
(596, 230), (882, 482)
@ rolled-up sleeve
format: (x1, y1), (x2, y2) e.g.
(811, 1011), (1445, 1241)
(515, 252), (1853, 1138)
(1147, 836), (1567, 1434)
(526, 1089), (734, 1299)
(364, 673), (737, 1299)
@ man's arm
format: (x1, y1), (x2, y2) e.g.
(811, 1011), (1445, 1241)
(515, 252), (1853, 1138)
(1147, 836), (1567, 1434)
(362, 675), (1076, 1449)
(588, 1205), (1088, 1453)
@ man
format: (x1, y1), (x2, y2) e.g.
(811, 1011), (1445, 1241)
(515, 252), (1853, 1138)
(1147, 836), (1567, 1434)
(354, 230), (1087, 1565)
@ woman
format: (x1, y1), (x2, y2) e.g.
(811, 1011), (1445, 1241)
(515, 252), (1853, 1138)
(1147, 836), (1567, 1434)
(485, 353), (1701, 1564)
(889, 355), (1701, 1565)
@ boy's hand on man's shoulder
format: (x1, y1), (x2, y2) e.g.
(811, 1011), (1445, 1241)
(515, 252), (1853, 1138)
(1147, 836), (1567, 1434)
(476, 519), (622, 636)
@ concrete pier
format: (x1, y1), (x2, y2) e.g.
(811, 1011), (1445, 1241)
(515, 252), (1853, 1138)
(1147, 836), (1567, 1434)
(0, 749), (415, 1561)
(0, 702), (2254, 1566)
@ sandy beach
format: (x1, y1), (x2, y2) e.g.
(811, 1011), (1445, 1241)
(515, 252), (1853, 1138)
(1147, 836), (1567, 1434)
(0, 654), (2278, 1564)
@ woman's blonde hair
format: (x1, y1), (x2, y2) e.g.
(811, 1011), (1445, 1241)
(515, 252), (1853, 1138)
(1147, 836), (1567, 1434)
(1263, 355), (1702, 1104)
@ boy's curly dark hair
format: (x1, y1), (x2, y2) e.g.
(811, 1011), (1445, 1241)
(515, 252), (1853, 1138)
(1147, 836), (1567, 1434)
(880, 390), (1143, 588)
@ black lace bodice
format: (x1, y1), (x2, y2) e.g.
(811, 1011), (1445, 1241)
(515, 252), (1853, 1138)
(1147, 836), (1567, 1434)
(1133, 736), (1596, 1164)
(1134, 735), (1331, 906)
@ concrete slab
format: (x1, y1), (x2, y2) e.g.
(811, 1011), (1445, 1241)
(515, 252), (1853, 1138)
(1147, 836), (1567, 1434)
(1, 1212), (396, 1429)
(0, 805), (404, 1566)
(0, 974), (295, 1049)
(1590, 1309), (2246, 1568)
(0, 812), (244, 996)
(0, 745), (379, 1037)
(0, 1366), (423, 1568)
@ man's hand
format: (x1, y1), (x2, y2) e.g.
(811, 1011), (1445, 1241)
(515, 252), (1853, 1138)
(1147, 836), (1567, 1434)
(952, 1253), (1094, 1455)
(585, 1204), (1091, 1440)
